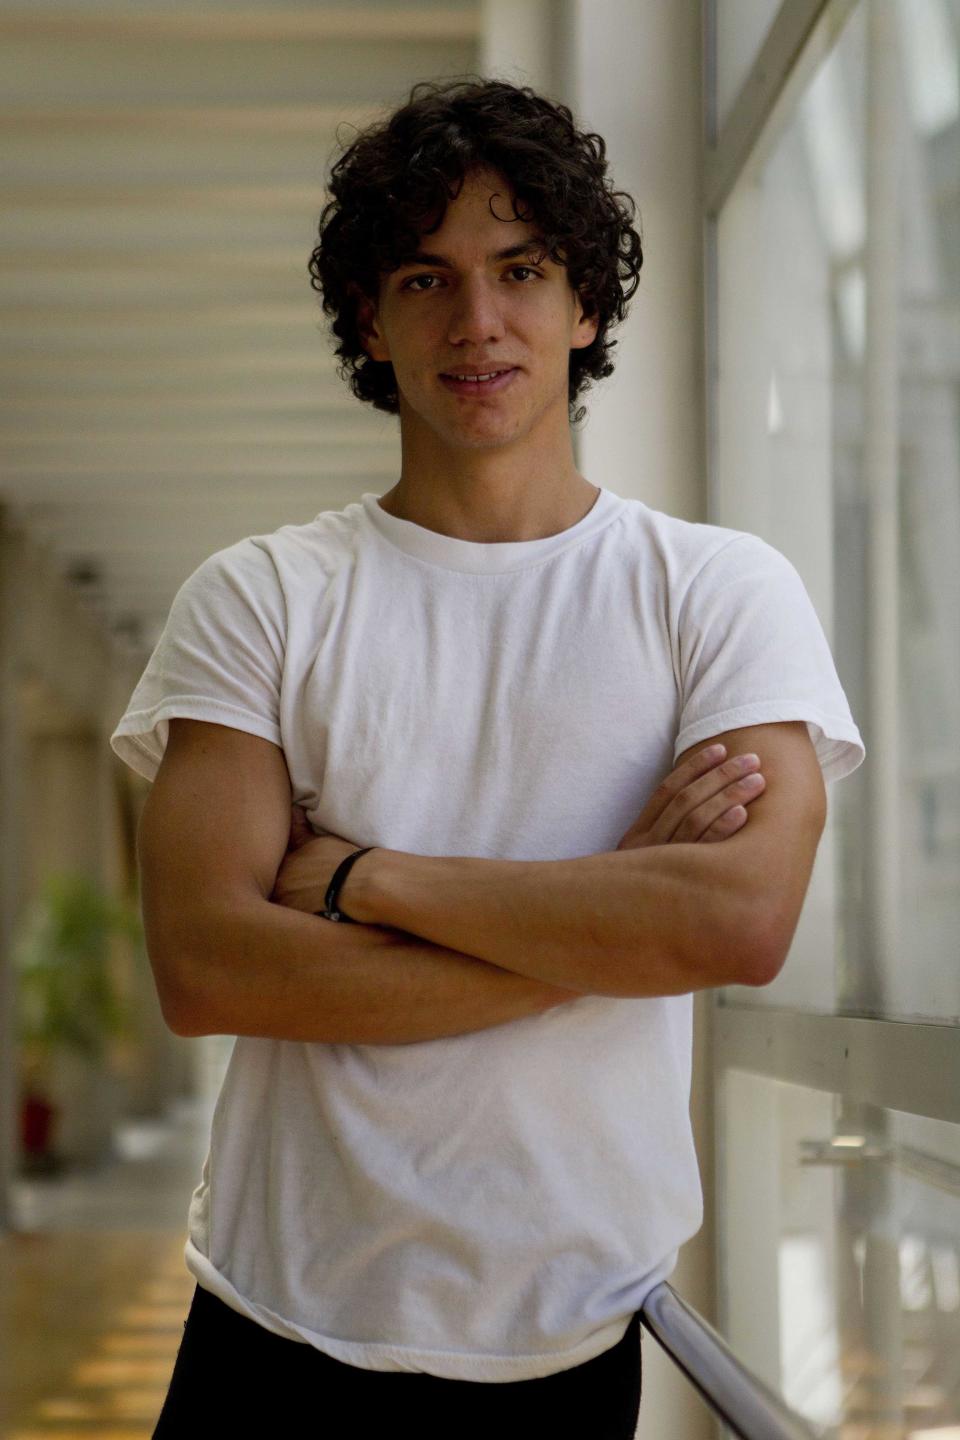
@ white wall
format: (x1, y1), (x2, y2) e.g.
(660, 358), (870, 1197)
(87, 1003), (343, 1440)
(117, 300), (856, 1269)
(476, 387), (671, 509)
(569, 1), (706, 523)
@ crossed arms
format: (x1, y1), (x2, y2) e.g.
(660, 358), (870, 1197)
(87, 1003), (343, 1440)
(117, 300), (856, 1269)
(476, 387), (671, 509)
(136, 716), (826, 1044)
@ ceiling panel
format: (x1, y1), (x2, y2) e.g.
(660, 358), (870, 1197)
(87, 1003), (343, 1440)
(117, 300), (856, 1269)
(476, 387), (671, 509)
(0, 2), (481, 659)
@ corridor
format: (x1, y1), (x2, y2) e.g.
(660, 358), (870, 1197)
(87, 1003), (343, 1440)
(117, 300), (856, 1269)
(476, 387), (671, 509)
(0, 1095), (213, 1438)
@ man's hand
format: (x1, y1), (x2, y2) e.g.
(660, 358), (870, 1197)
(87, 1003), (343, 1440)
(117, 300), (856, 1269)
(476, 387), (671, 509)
(270, 811), (366, 917)
(616, 743), (766, 850)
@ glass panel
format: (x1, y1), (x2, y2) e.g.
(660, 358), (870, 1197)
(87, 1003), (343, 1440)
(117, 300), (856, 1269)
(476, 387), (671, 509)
(719, 1068), (960, 1434)
(714, 0), (960, 1021)
(715, 0), (784, 134)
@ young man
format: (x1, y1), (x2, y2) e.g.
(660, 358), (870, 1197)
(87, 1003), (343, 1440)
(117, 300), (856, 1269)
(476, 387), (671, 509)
(111, 78), (864, 1437)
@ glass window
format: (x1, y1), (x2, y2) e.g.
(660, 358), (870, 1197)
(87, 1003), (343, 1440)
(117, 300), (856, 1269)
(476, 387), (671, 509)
(720, 1069), (960, 1432)
(715, 0), (784, 133)
(714, 0), (960, 1022)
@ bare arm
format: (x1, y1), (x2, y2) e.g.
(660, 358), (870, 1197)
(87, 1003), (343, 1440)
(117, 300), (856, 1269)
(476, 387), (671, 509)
(136, 718), (578, 1045)
(277, 722), (827, 997)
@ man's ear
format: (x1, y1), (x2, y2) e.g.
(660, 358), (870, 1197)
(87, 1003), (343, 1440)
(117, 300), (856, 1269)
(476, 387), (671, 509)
(570, 295), (599, 351)
(353, 286), (390, 362)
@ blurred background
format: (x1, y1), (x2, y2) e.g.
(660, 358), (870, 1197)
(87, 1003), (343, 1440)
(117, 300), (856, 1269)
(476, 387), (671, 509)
(0, 1), (957, 1436)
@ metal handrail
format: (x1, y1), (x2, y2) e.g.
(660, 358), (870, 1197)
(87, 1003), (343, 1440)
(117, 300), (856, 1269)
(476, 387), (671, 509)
(640, 1283), (828, 1440)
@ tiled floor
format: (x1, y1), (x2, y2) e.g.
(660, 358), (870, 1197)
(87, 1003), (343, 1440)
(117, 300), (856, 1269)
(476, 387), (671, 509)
(0, 1096), (213, 1440)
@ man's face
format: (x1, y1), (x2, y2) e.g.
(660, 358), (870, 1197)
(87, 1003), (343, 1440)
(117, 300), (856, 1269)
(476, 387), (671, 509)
(356, 167), (599, 454)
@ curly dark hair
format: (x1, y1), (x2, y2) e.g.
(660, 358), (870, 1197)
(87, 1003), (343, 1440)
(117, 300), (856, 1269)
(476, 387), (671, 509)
(308, 76), (643, 425)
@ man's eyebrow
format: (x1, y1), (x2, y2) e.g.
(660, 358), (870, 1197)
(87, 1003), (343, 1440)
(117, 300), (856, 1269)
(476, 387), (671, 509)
(395, 239), (551, 269)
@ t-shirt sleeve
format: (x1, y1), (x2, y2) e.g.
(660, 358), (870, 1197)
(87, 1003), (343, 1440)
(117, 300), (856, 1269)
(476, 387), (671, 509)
(110, 538), (285, 783)
(673, 532), (865, 784)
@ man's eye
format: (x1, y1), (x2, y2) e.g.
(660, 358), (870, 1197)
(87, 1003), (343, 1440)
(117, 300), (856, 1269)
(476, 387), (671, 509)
(400, 268), (541, 290)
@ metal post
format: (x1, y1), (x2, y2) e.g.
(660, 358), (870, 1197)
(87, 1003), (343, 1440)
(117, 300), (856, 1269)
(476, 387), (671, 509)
(860, 0), (903, 1000)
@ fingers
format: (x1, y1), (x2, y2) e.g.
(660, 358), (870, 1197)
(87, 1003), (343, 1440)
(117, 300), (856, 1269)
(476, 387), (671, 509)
(669, 764), (766, 843)
(629, 743), (723, 837)
(697, 803), (748, 843)
(646, 742), (729, 821)
(617, 744), (767, 851)
(641, 747), (766, 846)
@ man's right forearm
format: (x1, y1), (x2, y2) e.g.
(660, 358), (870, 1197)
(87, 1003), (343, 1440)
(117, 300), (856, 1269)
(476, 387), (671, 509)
(170, 898), (581, 1044)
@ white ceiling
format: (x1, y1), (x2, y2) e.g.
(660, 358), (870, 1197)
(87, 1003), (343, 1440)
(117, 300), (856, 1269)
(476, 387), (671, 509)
(1, 2), (480, 654)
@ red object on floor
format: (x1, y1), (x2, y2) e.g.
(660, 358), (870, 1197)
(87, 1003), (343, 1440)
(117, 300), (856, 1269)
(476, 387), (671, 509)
(21, 1094), (55, 1154)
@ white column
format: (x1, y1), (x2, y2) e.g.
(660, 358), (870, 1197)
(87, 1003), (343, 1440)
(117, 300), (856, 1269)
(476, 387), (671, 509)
(478, 0), (558, 93)
(565, 0), (706, 523)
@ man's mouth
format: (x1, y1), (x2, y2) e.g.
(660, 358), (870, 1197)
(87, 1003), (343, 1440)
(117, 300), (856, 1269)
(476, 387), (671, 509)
(439, 367), (518, 394)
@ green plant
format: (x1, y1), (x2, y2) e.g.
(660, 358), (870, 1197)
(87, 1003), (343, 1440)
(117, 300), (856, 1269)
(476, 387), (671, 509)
(15, 872), (141, 1070)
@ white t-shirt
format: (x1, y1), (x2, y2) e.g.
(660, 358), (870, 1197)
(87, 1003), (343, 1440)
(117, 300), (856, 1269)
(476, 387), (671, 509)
(111, 486), (865, 1381)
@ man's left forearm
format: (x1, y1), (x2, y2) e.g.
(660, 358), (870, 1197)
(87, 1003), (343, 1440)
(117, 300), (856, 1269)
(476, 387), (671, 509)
(343, 844), (772, 998)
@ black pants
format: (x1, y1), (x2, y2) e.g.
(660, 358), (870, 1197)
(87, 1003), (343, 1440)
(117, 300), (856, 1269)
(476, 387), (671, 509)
(153, 1284), (643, 1438)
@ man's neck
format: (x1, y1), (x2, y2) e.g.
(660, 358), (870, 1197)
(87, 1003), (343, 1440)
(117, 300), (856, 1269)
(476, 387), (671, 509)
(376, 431), (599, 544)
(377, 475), (600, 544)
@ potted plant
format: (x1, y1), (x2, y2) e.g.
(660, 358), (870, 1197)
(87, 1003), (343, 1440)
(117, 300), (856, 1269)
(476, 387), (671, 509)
(15, 871), (141, 1172)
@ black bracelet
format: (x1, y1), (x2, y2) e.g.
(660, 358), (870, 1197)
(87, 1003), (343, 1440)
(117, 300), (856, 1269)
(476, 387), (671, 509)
(315, 846), (376, 924)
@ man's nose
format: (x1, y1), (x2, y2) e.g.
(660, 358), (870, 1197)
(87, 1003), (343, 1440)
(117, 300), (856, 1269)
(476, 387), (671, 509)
(446, 277), (506, 345)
